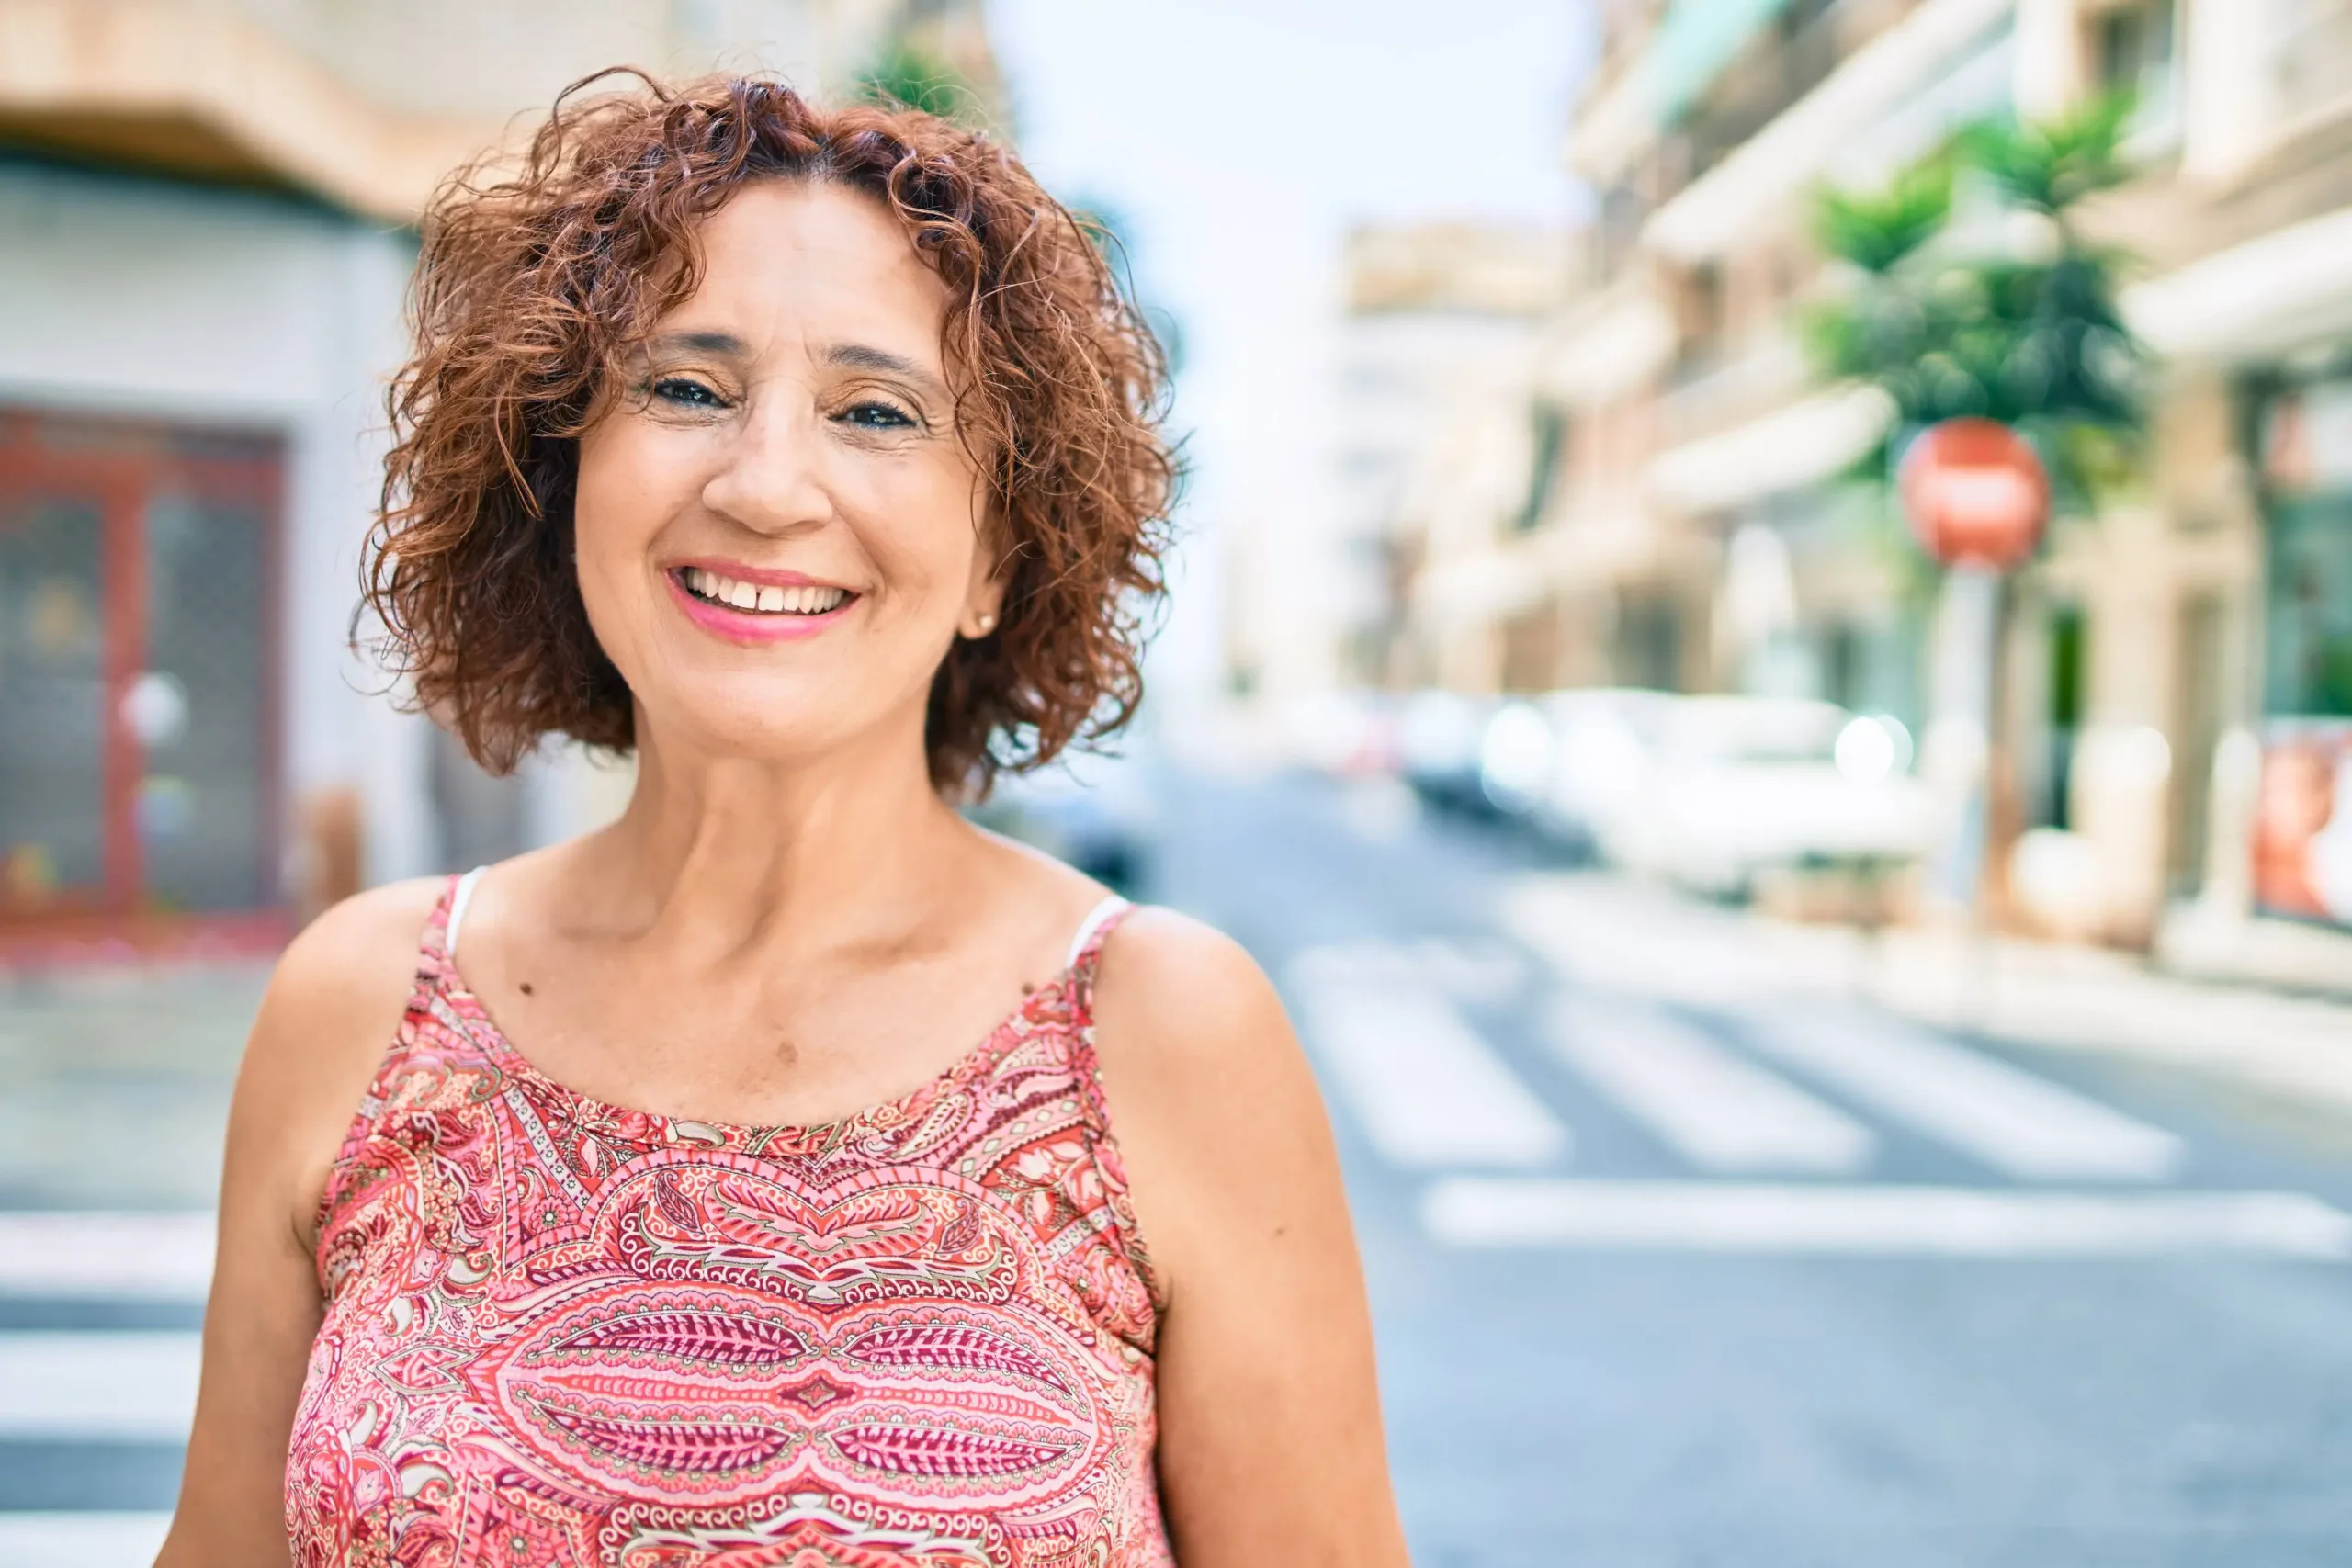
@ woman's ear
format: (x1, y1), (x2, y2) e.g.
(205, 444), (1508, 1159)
(959, 567), (1007, 638)
(960, 493), (1011, 639)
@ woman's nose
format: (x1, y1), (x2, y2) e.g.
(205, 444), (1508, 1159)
(702, 403), (831, 536)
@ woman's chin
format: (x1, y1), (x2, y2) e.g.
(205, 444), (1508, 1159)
(636, 689), (866, 766)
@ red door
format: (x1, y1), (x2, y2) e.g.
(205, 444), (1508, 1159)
(0, 409), (285, 950)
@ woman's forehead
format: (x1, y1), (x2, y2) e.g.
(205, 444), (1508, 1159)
(676, 182), (951, 361)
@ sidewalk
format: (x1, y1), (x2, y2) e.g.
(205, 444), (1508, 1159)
(2155, 902), (2352, 1005)
(1503, 873), (2352, 1117)
(0, 964), (266, 1211)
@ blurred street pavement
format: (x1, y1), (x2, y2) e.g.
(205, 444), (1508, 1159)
(10, 773), (2352, 1562)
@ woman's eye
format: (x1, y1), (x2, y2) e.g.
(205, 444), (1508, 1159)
(841, 401), (916, 431)
(651, 377), (725, 409)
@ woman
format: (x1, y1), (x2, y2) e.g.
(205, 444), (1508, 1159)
(161, 74), (1407, 1568)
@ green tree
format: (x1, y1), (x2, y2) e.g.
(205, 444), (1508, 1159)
(854, 39), (982, 125)
(1804, 93), (2145, 522)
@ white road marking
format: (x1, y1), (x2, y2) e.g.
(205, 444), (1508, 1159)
(1544, 995), (1875, 1174)
(1288, 949), (1568, 1169)
(0, 1211), (213, 1300)
(0, 1331), (202, 1441)
(0, 1513), (174, 1565)
(1423, 1179), (2352, 1258)
(1741, 1005), (2184, 1181)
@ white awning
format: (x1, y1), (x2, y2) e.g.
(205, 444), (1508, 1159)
(1646, 385), (1895, 515)
(2124, 204), (2352, 362)
(1539, 282), (1678, 406)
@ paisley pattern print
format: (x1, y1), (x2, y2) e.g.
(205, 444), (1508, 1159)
(288, 883), (1170, 1567)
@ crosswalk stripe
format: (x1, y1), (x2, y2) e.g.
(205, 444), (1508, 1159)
(1543, 995), (1875, 1174)
(1423, 1179), (2352, 1258)
(1288, 949), (1568, 1169)
(0, 1512), (174, 1565)
(0, 1331), (201, 1442)
(1742, 1005), (2184, 1181)
(0, 1212), (213, 1301)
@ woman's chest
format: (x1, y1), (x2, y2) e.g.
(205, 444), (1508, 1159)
(298, 1124), (1165, 1564)
(459, 950), (1042, 1129)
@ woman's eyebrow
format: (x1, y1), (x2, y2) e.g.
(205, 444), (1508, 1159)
(824, 342), (947, 396)
(650, 330), (750, 355)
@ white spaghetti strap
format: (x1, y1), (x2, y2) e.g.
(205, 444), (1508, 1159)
(445, 865), (490, 959)
(1065, 894), (1130, 970)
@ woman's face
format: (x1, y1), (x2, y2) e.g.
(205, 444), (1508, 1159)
(573, 180), (998, 768)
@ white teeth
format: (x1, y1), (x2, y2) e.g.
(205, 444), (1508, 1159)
(684, 569), (849, 615)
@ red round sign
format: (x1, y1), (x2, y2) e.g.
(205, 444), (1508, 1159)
(1897, 418), (2050, 571)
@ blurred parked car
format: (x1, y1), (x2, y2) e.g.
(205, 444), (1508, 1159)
(1283, 688), (1402, 775)
(1397, 690), (1504, 816)
(968, 747), (1162, 895)
(1597, 696), (1932, 899)
(1524, 688), (1674, 858)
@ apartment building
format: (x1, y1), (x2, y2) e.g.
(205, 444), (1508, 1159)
(0, 0), (990, 956)
(1397, 0), (2352, 958)
(1339, 224), (1569, 694)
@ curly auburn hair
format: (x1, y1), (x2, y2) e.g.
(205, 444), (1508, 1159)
(364, 72), (1175, 795)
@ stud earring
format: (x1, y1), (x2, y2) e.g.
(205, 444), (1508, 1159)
(975, 612), (997, 634)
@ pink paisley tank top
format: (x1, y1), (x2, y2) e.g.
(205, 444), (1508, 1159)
(288, 872), (1172, 1567)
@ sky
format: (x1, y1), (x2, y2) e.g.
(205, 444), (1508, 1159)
(984, 0), (1596, 707)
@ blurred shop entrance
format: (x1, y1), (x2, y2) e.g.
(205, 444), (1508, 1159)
(2252, 375), (2352, 929)
(0, 410), (283, 948)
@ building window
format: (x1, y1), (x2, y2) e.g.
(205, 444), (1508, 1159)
(0, 411), (282, 926)
(2095, 0), (2177, 132)
(1614, 589), (1685, 694)
(1512, 405), (1567, 534)
(1672, 261), (1727, 380)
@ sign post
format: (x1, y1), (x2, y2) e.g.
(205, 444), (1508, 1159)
(1898, 418), (2051, 919)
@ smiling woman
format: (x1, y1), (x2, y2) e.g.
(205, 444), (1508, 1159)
(366, 73), (1174, 793)
(156, 73), (1408, 1568)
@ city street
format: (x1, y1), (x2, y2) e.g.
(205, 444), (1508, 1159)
(1158, 774), (2352, 1567)
(8, 771), (2352, 1564)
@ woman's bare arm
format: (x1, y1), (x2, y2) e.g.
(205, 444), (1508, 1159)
(1091, 909), (1410, 1568)
(156, 879), (445, 1568)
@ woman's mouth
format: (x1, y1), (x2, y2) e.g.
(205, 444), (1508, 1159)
(666, 565), (858, 645)
(677, 566), (854, 617)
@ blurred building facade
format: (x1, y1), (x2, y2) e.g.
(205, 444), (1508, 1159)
(1389, 0), (2352, 963)
(0, 0), (993, 955)
(1224, 222), (1566, 754)
(1345, 226), (1572, 694)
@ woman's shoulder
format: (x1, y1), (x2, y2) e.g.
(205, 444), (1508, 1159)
(265, 876), (451, 1035)
(1086, 906), (1318, 1133)
(232, 878), (453, 1217)
(1082, 907), (1352, 1314)
(1091, 907), (1275, 1034)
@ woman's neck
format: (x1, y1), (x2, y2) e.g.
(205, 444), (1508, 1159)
(562, 716), (976, 965)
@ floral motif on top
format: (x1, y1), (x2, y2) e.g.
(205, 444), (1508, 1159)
(288, 881), (1171, 1568)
